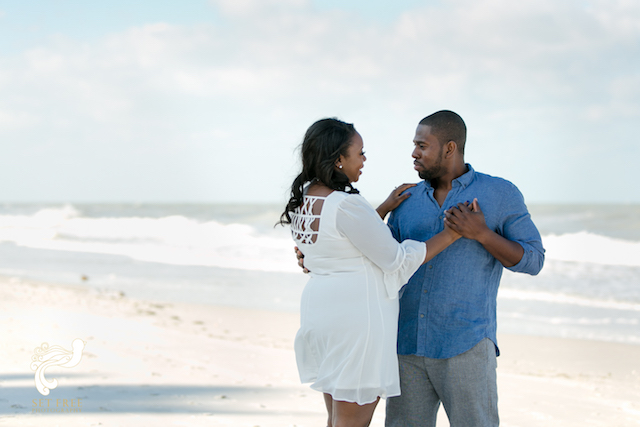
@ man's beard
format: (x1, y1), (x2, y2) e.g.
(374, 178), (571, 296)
(417, 154), (445, 181)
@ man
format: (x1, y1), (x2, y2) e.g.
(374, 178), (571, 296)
(383, 110), (544, 426)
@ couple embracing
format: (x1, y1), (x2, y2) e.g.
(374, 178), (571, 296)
(279, 111), (545, 427)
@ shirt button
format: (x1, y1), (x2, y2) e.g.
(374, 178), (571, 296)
(423, 290), (428, 294)
(428, 265), (433, 269)
(420, 314), (425, 318)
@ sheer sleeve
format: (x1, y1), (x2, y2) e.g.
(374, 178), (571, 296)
(336, 194), (426, 299)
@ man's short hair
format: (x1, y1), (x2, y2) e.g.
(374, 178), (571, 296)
(419, 110), (467, 154)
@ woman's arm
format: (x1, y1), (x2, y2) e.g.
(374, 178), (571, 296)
(338, 195), (461, 271)
(422, 225), (461, 264)
(296, 224), (461, 271)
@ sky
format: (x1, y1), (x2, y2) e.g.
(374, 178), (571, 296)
(0, 0), (639, 204)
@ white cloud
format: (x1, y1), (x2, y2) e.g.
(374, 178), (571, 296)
(0, 110), (34, 128)
(588, 0), (640, 37)
(0, 0), (639, 202)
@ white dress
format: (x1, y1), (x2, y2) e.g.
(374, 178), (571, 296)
(290, 191), (426, 405)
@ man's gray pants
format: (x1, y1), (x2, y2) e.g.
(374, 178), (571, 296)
(385, 338), (499, 427)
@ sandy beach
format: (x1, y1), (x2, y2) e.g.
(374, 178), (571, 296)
(1, 276), (639, 427)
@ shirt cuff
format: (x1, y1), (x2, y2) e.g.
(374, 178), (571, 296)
(382, 240), (427, 299)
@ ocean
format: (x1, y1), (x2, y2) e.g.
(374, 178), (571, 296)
(1, 202), (639, 345)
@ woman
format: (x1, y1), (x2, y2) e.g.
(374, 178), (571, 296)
(279, 118), (460, 427)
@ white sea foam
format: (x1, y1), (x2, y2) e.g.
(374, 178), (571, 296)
(498, 311), (640, 344)
(542, 231), (640, 267)
(0, 206), (300, 273)
(498, 288), (640, 312)
(1, 206), (640, 274)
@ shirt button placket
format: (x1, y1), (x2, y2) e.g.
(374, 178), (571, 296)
(420, 265), (434, 322)
(420, 264), (433, 343)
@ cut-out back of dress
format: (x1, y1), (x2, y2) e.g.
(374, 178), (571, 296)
(290, 195), (325, 244)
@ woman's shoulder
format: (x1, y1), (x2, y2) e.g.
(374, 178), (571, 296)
(335, 192), (374, 211)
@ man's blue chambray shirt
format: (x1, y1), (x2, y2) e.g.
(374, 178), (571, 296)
(388, 164), (545, 359)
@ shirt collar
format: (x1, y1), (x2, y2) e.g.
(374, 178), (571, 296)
(420, 163), (475, 190)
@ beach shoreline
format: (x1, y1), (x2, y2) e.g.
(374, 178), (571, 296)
(1, 276), (639, 426)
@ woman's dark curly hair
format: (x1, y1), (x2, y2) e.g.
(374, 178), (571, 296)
(279, 118), (359, 225)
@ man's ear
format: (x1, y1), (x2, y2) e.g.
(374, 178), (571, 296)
(444, 140), (457, 158)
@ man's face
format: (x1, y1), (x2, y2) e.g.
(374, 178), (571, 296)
(412, 124), (446, 181)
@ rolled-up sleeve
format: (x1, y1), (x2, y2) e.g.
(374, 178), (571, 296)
(500, 187), (545, 275)
(336, 195), (426, 299)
